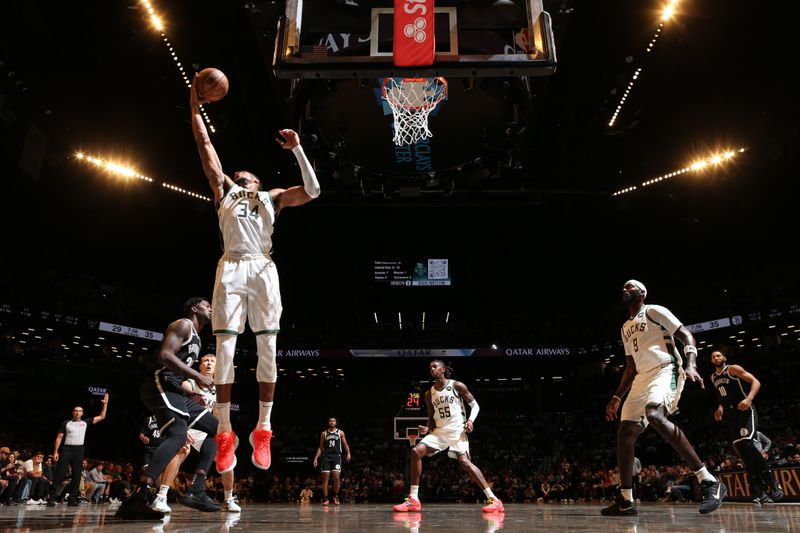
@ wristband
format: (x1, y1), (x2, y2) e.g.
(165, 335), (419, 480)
(684, 345), (698, 357)
(612, 395), (622, 402)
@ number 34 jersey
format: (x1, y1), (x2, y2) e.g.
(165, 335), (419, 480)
(621, 304), (684, 374)
(218, 183), (277, 255)
(430, 380), (467, 433)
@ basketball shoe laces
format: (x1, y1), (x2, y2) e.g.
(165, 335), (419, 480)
(253, 430), (271, 460)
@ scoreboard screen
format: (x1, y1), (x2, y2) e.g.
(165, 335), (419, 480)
(374, 258), (451, 287)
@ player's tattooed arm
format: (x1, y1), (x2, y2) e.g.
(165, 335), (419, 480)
(158, 320), (213, 389)
(606, 356), (637, 421)
(728, 364), (760, 410)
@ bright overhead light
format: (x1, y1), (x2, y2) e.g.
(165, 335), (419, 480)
(613, 147), (746, 196)
(74, 150), (212, 202)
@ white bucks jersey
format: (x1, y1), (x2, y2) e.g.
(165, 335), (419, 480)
(186, 378), (217, 410)
(218, 184), (276, 254)
(621, 304), (684, 373)
(430, 380), (466, 432)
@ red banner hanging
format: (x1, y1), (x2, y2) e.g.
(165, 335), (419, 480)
(393, 0), (435, 67)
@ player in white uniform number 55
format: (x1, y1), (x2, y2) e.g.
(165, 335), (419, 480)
(393, 360), (503, 514)
(603, 280), (726, 516)
(190, 76), (321, 475)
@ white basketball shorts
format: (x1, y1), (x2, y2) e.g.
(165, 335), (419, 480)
(621, 362), (685, 430)
(420, 427), (470, 457)
(212, 254), (282, 335)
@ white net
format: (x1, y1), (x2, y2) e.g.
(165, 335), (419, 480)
(382, 77), (448, 146)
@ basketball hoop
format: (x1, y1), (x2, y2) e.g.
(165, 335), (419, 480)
(382, 77), (448, 146)
(406, 427), (420, 448)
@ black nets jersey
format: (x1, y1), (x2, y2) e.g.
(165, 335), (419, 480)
(323, 429), (342, 458)
(711, 365), (749, 409)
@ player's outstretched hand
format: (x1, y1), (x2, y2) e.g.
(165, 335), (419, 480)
(190, 73), (210, 108)
(684, 366), (705, 389)
(276, 129), (300, 150)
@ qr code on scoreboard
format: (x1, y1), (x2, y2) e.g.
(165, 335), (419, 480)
(427, 259), (449, 280)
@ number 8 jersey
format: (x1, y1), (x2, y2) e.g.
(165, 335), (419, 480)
(430, 380), (466, 432)
(218, 184), (277, 255)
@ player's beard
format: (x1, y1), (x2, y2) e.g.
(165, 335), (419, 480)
(621, 289), (640, 306)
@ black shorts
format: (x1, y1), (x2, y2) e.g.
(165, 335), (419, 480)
(726, 407), (757, 443)
(140, 373), (209, 430)
(320, 456), (342, 473)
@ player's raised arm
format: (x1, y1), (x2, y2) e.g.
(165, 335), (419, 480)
(271, 129), (320, 212)
(190, 74), (232, 205)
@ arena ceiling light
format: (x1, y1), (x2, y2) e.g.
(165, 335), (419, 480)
(609, 0), (681, 127)
(138, 0), (218, 134)
(612, 147), (745, 197)
(74, 151), (212, 203)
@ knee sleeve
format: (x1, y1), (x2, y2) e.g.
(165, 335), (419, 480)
(256, 333), (277, 383)
(215, 335), (237, 385)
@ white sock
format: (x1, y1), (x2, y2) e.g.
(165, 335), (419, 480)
(224, 489), (233, 500)
(409, 485), (419, 499)
(158, 485), (169, 498)
(483, 487), (496, 500)
(694, 465), (716, 483)
(215, 402), (232, 433)
(621, 488), (633, 502)
(258, 401), (273, 431)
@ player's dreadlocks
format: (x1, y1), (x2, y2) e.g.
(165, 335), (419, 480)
(431, 359), (453, 378)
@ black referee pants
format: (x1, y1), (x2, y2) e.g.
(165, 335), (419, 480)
(51, 445), (84, 501)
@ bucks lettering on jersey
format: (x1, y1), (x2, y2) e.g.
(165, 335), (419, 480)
(323, 429), (342, 457)
(218, 184), (276, 254)
(430, 380), (466, 432)
(712, 365), (749, 409)
(161, 319), (201, 389)
(621, 304), (683, 373)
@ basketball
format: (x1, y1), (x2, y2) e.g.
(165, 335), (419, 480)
(196, 68), (229, 102)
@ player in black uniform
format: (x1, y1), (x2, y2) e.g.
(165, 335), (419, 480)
(710, 350), (784, 504)
(312, 417), (351, 505)
(115, 297), (220, 520)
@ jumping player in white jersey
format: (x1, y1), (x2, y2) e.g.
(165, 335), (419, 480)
(151, 354), (241, 514)
(393, 360), (503, 513)
(190, 75), (321, 475)
(603, 280), (725, 516)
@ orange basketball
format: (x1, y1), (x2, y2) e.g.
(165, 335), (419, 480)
(196, 68), (229, 102)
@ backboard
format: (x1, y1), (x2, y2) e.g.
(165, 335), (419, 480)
(274, 0), (556, 78)
(393, 416), (429, 442)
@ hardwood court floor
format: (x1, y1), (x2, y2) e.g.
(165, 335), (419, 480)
(1, 501), (797, 532)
